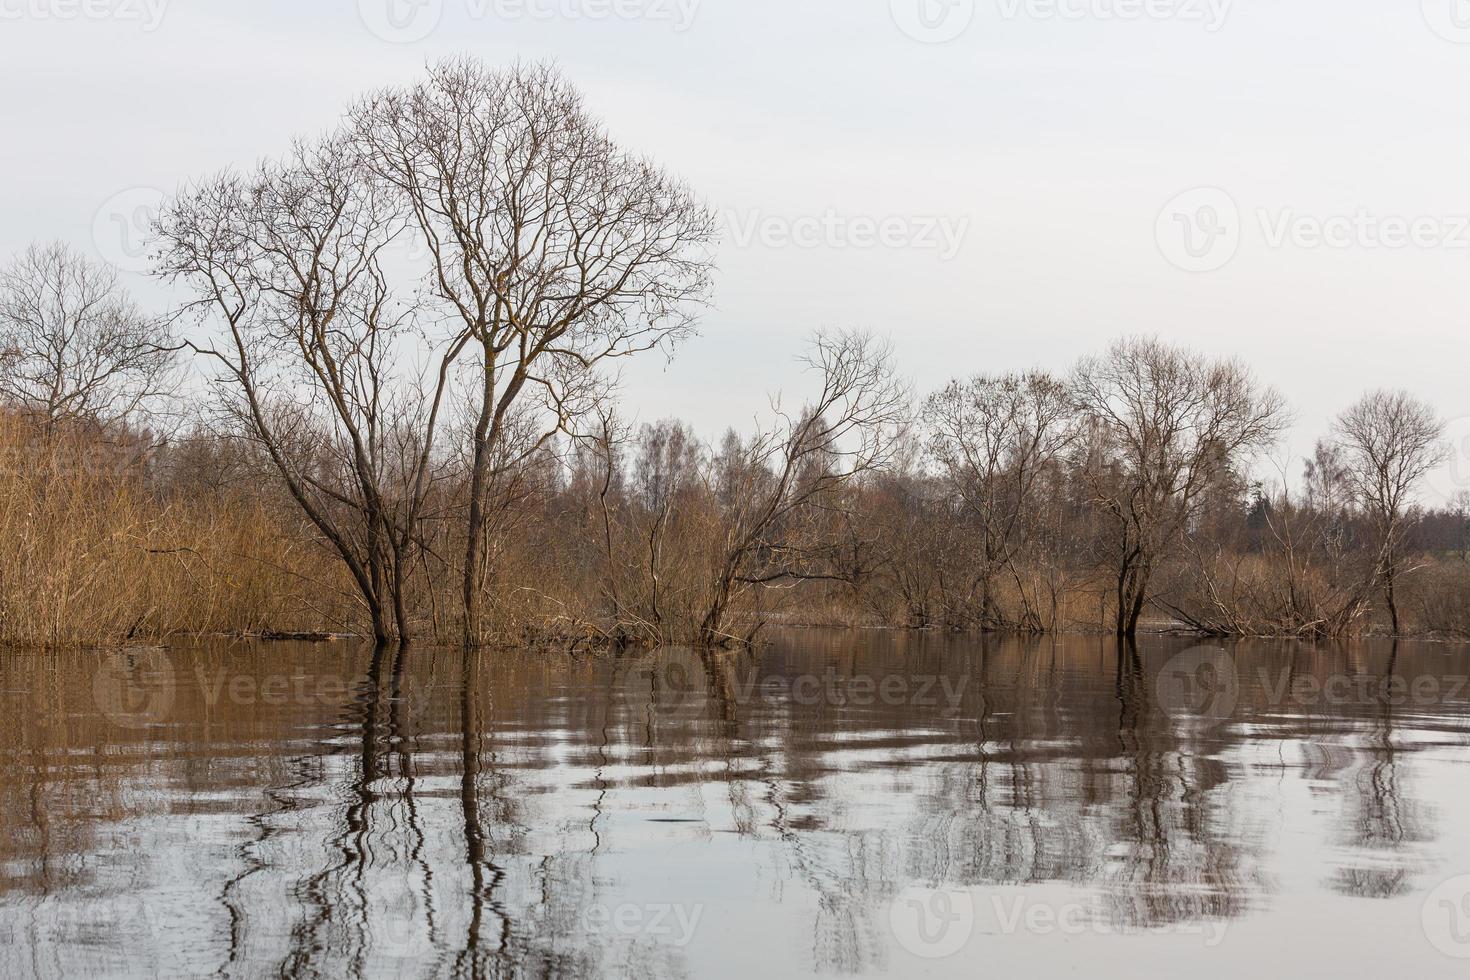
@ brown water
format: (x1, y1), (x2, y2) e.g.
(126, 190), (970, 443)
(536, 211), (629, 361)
(3, 631), (1470, 979)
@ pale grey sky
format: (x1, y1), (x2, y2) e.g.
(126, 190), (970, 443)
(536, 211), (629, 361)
(3, 0), (1469, 498)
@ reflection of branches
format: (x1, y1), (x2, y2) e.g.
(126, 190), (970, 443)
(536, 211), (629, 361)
(215, 752), (320, 979)
(281, 644), (387, 978)
(454, 646), (510, 978)
(387, 645), (443, 966)
(1328, 642), (1424, 900)
(1105, 641), (1250, 928)
(19, 634), (1470, 978)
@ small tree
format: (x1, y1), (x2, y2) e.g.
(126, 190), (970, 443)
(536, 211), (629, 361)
(0, 241), (174, 431)
(1331, 390), (1447, 634)
(1072, 337), (1288, 637)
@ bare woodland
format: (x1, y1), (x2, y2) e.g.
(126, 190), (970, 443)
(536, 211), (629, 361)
(1, 59), (1466, 649)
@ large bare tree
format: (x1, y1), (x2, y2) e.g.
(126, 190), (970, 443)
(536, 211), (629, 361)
(351, 58), (717, 646)
(155, 134), (466, 645)
(0, 241), (174, 431)
(1331, 390), (1447, 634)
(1071, 337), (1288, 637)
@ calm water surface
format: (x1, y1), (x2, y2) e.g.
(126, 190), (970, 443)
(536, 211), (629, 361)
(3, 630), (1470, 978)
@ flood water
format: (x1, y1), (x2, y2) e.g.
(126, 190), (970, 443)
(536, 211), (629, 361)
(3, 630), (1470, 978)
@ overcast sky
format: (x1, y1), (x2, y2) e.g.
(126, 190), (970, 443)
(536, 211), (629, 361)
(3, 0), (1469, 498)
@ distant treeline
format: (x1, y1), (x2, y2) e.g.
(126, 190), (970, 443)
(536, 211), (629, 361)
(2, 58), (1466, 648)
(2, 352), (1466, 649)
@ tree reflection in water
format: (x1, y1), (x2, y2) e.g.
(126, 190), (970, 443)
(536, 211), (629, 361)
(1, 631), (1468, 978)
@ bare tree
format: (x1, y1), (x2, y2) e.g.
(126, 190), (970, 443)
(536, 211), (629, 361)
(0, 241), (174, 431)
(1331, 390), (1447, 634)
(351, 58), (718, 647)
(155, 134), (465, 645)
(1071, 337), (1288, 638)
(630, 418), (704, 634)
(922, 371), (1075, 631)
(696, 330), (907, 645)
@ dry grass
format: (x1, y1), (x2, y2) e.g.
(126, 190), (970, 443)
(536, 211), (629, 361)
(0, 420), (352, 647)
(4, 413), (1466, 649)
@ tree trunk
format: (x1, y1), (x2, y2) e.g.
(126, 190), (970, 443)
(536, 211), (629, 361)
(1384, 551), (1400, 635)
(462, 350), (497, 649)
(1115, 557), (1150, 639)
(368, 602), (391, 650)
